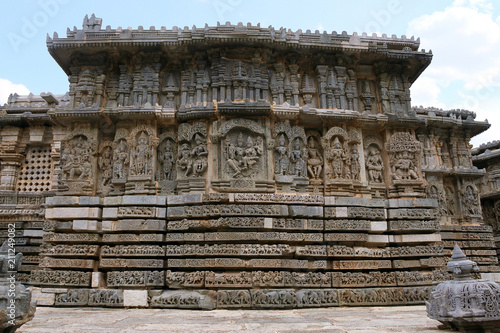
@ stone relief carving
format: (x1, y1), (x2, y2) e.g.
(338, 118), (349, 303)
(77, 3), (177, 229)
(156, 129), (177, 193)
(321, 126), (361, 185)
(426, 183), (447, 217)
(322, 127), (348, 180)
(97, 141), (113, 194)
(69, 67), (105, 108)
(128, 124), (158, 178)
(460, 183), (481, 217)
(226, 131), (263, 178)
(363, 136), (384, 186)
(305, 131), (323, 184)
(272, 122), (307, 191)
(210, 118), (273, 191)
(385, 132), (424, 196)
(161, 72), (180, 108)
(59, 126), (96, 194)
(177, 122), (208, 178)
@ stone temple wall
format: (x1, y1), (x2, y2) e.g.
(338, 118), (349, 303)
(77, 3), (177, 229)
(473, 141), (500, 268)
(0, 15), (498, 308)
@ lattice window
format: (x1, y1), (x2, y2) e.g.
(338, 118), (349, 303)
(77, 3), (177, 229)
(16, 146), (52, 192)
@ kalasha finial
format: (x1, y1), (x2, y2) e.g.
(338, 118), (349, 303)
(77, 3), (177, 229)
(427, 244), (500, 331)
(446, 244), (479, 280)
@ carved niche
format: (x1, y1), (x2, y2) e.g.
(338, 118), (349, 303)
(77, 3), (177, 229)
(156, 129), (177, 194)
(426, 181), (447, 218)
(378, 73), (411, 117)
(322, 127), (362, 193)
(364, 136), (385, 185)
(69, 67), (105, 109)
(122, 123), (159, 194)
(460, 183), (482, 219)
(305, 130), (324, 186)
(211, 118), (273, 192)
(385, 132), (425, 197)
(177, 121), (208, 193)
(110, 127), (130, 194)
(59, 125), (97, 194)
(273, 122), (308, 192)
(97, 140), (113, 194)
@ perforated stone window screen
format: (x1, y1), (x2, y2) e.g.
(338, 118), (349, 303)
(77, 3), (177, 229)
(16, 146), (52, 192)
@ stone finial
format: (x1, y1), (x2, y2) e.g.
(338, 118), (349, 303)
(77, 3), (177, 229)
(82, 14), (102, 32)
(446, 244), (479, 280)
(427, 244), (500, 332)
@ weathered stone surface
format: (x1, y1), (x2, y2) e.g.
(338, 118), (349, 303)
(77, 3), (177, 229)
(54, 289), (89, 306)
(297, 289), (338, 307)
(4, 15), (498, 311)
(30, 270), (91, 286)
(88, 289), (124, 307)
(107, 271), (164, 287)
(251, 289), (297, 308)
(100, 258), (164, 269)
(124, 290), (149, 307)
(149, 290), (216, 309)
(102, 233), (164, 243)
(40, 258), (94, 269)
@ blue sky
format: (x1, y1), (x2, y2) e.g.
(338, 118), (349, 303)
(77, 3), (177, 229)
(1, 0), (499, 146)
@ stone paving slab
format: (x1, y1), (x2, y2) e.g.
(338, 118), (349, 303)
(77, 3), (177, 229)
(16, 305), (455, 333)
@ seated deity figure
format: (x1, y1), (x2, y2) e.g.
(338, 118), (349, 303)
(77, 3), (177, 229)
(307, 137), (323, 179)
(226, 132), (262, 178)
(191, 134), (208, 176)
(392, 151), (418, 180)
(243, 136), (261, 168)
(177, 143), (193, 177)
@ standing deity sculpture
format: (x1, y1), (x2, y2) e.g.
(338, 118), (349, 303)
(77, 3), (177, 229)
(132, 131), (152, 176)
(275, 134), (290, 175)
(158, 141), (175, 181)
(461, 185), (481, 216)
(307, 137), (323, 180)
(290, 139), (306, 177)
(113, 141), (129, 180)
(366, 147), (384, 183)
(98, 145), (113, 186)
(349, 146), (360, 180)
(328, 137), (346, 179)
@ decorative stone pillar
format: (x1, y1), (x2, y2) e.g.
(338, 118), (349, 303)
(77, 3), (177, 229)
(0, 127), (25, 191)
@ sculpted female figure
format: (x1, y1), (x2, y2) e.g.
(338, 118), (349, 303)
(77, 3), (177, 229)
(307, 137), (323, 179)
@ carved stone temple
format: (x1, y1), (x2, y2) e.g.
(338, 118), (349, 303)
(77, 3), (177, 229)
(0, 14), (498, 309)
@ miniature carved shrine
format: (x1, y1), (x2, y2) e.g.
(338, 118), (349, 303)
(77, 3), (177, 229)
(0, 15), (498, 309)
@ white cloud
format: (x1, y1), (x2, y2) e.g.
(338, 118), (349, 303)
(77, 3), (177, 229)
(407, 0), (500, 146)
(0, 78), (30, 105)
(410, 77), (446, 109)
